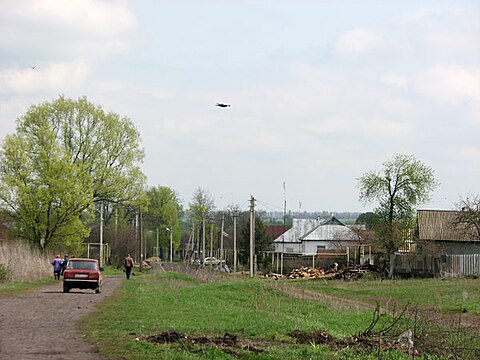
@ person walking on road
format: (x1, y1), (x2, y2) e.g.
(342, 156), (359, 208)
(51, 255), (62, 280)
(124, 254), (134, 280)
(61, 254), (69, 276)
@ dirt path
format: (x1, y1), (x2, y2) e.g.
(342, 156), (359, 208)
(0, 275), (124, 360)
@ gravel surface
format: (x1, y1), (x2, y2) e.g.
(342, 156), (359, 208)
(0, 275), (124, 360)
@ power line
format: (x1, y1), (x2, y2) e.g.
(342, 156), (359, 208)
(255, 198), (284, 211)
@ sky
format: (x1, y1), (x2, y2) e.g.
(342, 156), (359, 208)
(0, 0), (479, 214)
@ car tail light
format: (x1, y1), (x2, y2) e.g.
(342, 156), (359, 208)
(90, 272), (99, 280)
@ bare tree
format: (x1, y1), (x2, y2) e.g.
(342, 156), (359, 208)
(454, 195), (480, 240)
(189, 188), (215, 223)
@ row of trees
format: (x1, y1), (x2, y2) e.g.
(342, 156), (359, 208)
(0, 96), (183, 260)
(1, 96), (477, 273)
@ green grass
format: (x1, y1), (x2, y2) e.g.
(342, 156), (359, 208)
(294, 277), (480, 314)
(81, 272), (448, 360)
(100, 265), (126, 276)
(0, 277), (55, 296)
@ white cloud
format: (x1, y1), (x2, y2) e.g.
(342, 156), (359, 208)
(306, 115), (412, 139)
(0, 60), (90, 94)
(446, 145), (480, 179)
(0, 0), (137, 60)
(415, 65), (480, 104)
(381, 73), (409, 89)
(335, 29), (384, 57)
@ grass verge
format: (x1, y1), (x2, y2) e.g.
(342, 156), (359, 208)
(81, 272), (454, 359)
(0, 277), (55, 296)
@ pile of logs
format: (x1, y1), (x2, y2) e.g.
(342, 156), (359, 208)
(287, 266), (336, 279)
(265, 264), (381, 280)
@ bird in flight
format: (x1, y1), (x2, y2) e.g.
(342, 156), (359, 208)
(215, 103), (231, 108)
(30, 66), (36, 69)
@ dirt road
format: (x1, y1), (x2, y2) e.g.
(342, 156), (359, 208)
(0, 275), (123, 360)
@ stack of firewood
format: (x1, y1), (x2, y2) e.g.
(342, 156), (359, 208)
(287, 266), (335, 279)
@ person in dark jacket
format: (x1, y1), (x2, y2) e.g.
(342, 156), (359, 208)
(61, 255), (69, 276)
(51, 255), (62, 280)
(124, 254), (134, 279)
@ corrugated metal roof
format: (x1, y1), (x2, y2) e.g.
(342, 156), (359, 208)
(273, 216), (357, 243)
(302, 224), (357, 241)
(272, 218), (320, 243)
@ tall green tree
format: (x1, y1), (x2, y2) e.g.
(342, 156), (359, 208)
(358, 154), (438, 275)
(239, 213), (271, 268)
(188, 187), (215, 258)
(355, 212), (376, 229)
(0, 96), (145, 251)
(144, 186), (183, 256)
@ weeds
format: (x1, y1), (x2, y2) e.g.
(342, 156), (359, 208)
(0, 240), (51, 281)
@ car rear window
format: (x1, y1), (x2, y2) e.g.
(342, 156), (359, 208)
(68, 260), (97, 270)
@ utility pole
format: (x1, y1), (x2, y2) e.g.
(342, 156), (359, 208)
(166, 228), (173, 262)
(99, 202), (104, 268)
(283, 181), (287, 234)
(139, 210), (143, 272)
(249, 196), (256, 277)
(220, 212), (225, 264)
(170, 229), (173, 262)
(202, 217), (206, 261)
(156, 227), (159, 258)
(191, 223), (195, 261)
(232, 208), (238, 272)
(210, 222), (214, 258)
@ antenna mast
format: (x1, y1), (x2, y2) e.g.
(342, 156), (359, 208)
(283, 182), (287, 233)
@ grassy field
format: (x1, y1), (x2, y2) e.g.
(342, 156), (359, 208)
(81, 271), (480, 359)
(292, 276), (480, 314)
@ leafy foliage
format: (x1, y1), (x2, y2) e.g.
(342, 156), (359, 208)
(239, 213), (271, 266)
(358, 154), (438, 260)
(143, 186), (183, 254)
(355, 212), (376, 229)
(0, 96), (145, 251)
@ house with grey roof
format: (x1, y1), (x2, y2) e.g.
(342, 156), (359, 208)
(273, 216), (360, 255)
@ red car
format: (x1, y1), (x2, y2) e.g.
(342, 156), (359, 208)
(63, 258), (103, 293)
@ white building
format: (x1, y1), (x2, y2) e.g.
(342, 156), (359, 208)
(273, 216), (360, 255)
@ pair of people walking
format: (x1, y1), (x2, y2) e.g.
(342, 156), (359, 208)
(51, 254), (69, 280)
(52, 253), (133, 280)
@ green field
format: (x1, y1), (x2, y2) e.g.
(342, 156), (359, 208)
(81, 271), (480, 359)
(293, 276), (480, 314)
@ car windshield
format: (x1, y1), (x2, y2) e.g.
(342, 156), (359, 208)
(69, 260), (97, 270)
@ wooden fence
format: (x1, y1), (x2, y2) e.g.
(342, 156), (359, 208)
(393, 253), (480, 277)
(443, 254), (480, 276)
